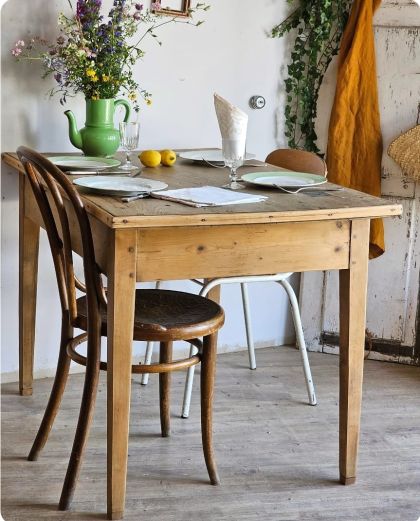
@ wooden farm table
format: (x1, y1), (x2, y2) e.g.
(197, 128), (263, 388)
(2, 152), (402, 519)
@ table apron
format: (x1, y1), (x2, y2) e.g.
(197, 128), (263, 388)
(135, 221), (351, 281)
(24, 184), (351, 278)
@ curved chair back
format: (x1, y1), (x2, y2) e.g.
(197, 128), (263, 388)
(265, 149), (327, 177)
(16, 147), (105, 326)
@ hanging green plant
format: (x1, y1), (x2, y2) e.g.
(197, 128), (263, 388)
(272, 0), (352, 153)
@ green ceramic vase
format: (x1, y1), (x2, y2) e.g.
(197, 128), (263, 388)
(64, 98), (131, 158)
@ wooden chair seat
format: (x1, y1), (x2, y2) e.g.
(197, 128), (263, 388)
(74, 289), (224, 342)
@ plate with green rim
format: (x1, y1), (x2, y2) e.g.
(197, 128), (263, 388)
(73, 176), (168, 196)
(241, 171), (327, 188)
(47, 156), (121, 170)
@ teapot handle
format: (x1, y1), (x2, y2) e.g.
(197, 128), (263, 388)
(114, 99), (131, 122)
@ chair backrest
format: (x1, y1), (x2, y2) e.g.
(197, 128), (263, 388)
(265, 149), (327, 177)
(17, 147), (105, 325)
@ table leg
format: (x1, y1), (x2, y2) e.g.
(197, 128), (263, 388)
(338, 219), (370, 485)
(19, 176), (40, 396)
(107, 229), (137, 520)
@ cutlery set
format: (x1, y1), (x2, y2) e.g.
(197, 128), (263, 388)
(65, 155), (342, 202)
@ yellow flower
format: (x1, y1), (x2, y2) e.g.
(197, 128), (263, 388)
(102, 74), (110, 82)
(128, 91), (137, 101)
(146, 98), (152, 106)
(86, 68), (96, 78)
(91, 75), (99, 82)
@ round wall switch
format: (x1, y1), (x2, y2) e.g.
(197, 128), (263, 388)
(249, 95), (266, 109)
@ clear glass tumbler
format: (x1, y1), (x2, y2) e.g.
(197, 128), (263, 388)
(119, 122), (140, 170)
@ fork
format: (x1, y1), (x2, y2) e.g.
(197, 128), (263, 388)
(273, 185), (343, 194)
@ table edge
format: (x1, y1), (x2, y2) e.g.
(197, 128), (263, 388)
(2, 152), (403, 228)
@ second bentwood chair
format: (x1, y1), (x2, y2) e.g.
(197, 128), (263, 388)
(17, 147), (225, 513)
(172, 149), (326, 417)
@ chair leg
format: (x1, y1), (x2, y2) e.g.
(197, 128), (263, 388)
(181, 343), (198, 419)
(280, 279), (317, 406)
(28, 319), (73, 461)
(159, 341), (173, 437)
(240, 282), (257, 370)
(58, 321), (101, 511)
(200, 334), (220, 486)
(141, 341), (155, 385)
(141, 281), (162, 386)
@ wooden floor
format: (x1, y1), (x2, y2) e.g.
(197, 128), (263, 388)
(2, 347), (420, 521)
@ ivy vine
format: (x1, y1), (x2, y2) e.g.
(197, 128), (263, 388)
(271, 0), (352, 153)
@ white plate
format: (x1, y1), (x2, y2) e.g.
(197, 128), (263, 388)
(48, 156), (121, 170)
(73, 176), (168, 196)
(241, 171), (327, 188)
(179, 149), (256, 163)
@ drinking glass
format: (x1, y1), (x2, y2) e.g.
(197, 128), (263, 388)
(119, 122), (140, 170)
(222, 138), (245, 190)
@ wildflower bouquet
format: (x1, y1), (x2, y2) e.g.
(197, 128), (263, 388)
(12, 0), (209, 111)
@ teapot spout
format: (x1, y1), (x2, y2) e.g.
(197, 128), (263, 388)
(64, 110), (82, 150)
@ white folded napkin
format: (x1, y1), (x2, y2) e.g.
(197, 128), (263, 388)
(152, 186), (267, 208)
(214, 93), (248, 156)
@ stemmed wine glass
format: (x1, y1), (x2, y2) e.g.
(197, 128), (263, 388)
(222, 138), (245, 190)
(119, 122), (140, 170)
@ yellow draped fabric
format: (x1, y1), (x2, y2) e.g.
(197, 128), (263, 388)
(327, 0), (384, 259)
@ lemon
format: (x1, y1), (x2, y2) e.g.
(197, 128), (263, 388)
(139, 150), (161, 167)
(160, 149), (176, 167)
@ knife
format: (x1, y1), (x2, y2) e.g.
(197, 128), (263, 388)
(121, 193), (150, 202)
(67, 170), (140, 176)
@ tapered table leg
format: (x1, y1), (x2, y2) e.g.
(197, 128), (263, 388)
(107, 229), (137, 520)
(339, 219), (370, 485)
(19, 176), (40, 396)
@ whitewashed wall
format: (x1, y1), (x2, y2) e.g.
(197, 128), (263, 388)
(300, 0), (420, 364)
(1, 0), (300, 380)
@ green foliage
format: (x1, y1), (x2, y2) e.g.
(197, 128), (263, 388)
(271, 0), (352, 152)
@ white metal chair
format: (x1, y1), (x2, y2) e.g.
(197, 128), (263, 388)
(142, 149), (327, 416)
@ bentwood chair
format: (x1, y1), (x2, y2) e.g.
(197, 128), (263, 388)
(175, 149), (326, 417)
(17, 147), (225, 512)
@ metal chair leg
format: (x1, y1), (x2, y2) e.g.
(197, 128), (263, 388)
(183, 274), (317, 418)
(141, 341), (155, 385)
(240, 282), (256, 370)
(181, 343), (198, 418)
(280, 279), (317, 406)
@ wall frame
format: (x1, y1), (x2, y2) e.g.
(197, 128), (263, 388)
(152, 0), (191, 17)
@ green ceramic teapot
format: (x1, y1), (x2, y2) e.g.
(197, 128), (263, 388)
(65, 98), (131, 158)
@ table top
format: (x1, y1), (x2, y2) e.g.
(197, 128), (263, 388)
(2, 152), (402, 229)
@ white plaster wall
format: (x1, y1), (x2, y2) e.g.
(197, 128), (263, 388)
(1, 0), (299, 381)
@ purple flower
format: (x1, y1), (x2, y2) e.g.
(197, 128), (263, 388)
(135, 3), (143, 10)
(57, 36), (65, 45)
(133, 11), (141, 20)
(54, 72), (62, 83)
(11, 47), (22, 56)
(76, 0), (102, 30)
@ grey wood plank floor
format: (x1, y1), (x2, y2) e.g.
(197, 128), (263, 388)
(2, 347), (420, 521)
